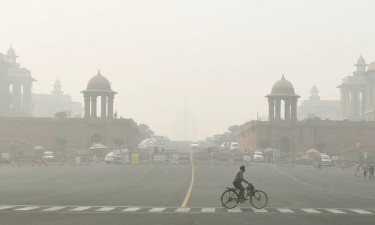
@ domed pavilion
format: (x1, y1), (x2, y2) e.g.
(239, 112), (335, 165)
(81, 70), (117, 118)
(266, 75), (300, 121)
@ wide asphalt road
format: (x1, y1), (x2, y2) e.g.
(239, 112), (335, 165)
(0, 148), (374, 224)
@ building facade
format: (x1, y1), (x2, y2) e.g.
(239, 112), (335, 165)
(0, 46), (35, 117)
(338, 54), (375, 121)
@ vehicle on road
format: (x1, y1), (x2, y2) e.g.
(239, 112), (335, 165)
(230, 142), (240, 151)
(104, 151), (122, 163)
(253, 150), (264, 162)
(317, 153), (332, 167)
(221, 184), (268, 209)
(191, 141), (200, 149)
(220, 142), (230, 150)
(42, 151), (54, 161)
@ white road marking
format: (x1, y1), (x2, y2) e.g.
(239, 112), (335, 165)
(228, 208), (242, 213)
(302, 208), (321, 213)
(149, 208), (166, 212)
(277, 208), (294, 213)
(175, 208), (191, 212)
(14, 206), (39, 211)
(0, 206), (15, 210)
(201, 208), (215, 213)
(42, 207), (65, 211)
(350, 209), (373, 214)
(325, 209), (346, 214)
(96, 207), (115, 212)
(69, 207), (91, 212)
(123, 207), (140, 212)
(252, 208), (268, 213)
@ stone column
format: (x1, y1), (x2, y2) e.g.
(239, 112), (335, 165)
(344, 90), (350, 119)
(361, 90), (366, 117)
(13, 83), (22, 110)
(91, 95), (97, 118)
(268, 98), (274, 121)
(351, 90), (359, 119)
(23, 82), (32, 114)
(284, 98), (291, 121)
(107, 95), (114, 118)
(275, 98), (281, 121)
(84, 94), (90, 118)
(291, 98), (297, 121)
(101, 95), (107, 118)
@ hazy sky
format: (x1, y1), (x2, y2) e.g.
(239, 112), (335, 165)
(2, 0), (375, 140)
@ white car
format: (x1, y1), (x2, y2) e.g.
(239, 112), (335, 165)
(191, 142), (200, 149)
(104, 152), (122, 163)
(253, 151), (264, 162)
(230, 142), (240, 151)
(319, 154), (332, 167)
(220, 142), (230, 149)
(42, 151), (54, 161)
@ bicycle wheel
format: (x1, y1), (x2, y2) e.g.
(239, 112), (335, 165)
(221, 190), (239, 209)
(250, 190), (268, 209)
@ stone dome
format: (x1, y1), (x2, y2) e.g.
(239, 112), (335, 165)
(357, 54), (366, 65)
(271, 75), (295, 95)
(311, 85), (318, 91)
(7, 46), (16, 56)
(86, 70), (111, 91)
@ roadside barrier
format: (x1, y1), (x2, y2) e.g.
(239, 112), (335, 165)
(213, 153), (231, 166)
(193, 152), (211, 165)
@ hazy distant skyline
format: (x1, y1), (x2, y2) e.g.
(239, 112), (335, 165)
(2, 0), (375, 140)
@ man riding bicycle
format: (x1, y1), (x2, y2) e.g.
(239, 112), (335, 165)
(233, 165), (252, 200)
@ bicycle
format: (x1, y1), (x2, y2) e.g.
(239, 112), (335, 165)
(220, 184), (268, 209)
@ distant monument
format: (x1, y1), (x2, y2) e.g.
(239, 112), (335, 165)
(298, 85), (340, 120)
(32, 78), (82, 117)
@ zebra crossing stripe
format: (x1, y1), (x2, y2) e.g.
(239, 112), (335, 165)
(302, 208), (321, 213)
(277, 208), (294, 213)
(325, 209), (346, 214)
(201, 208), (215, 213)
(228, 208), (242, 213)
(253, 208), (268, 213)
(0, 206), (15, 210)
(14, 206), (39, 211)
(123, 207), (140, 212)
(350, 209), (373, 214)
(149, 208), (166, 212)
(175, 208), (191, 212)
(96, 207), (115, 212)
(69, 207), (91, 212)
(42, 207), (65, 211)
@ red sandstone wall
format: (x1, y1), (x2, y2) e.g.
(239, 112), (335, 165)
(0, 117), (144, 153)
(235, 121), (375, 154)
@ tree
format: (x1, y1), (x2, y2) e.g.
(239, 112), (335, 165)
(258, 140), (270, 149)
(8, 143), (18, 160)
(113, 137), (125, 149)
(54, 137), (67, 149)
(55, 111), (67, 118)
(315, 142), (326, 151)
(228, 125), (240, 133)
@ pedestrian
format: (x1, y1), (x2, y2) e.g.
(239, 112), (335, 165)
(362, 163), (369, 180)
(369, 164), (374, 180)
(355, 162), (361, 177)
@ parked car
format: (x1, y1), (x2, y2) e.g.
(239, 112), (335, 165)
(253, 150), (264, 162)
(220, 142), (230, 150)
(42, 151), (54, 161)
(191, 142), (200, 149)
(104, 151), (122, 163)
(230, 142), (240, 151)
(319, 154), (332, 166)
